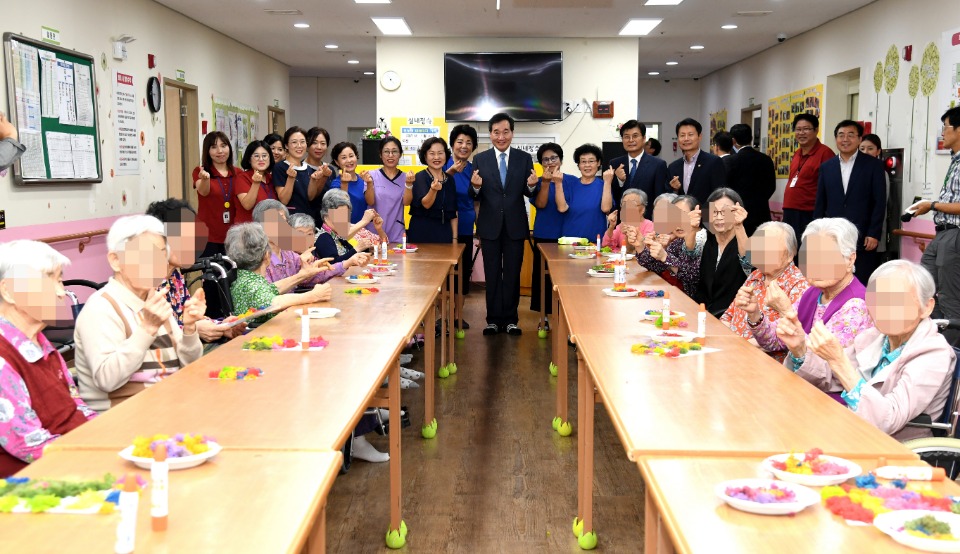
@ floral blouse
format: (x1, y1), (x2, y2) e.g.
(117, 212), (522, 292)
(230, 270), (280, 323)
(0, 317), (96, 466)
(750, 293), (873, 357)
(264, 249), (346, 287)
(636, 228), (706, 298)
(159, 267), (189, 326)
(720, 264), (809, 362)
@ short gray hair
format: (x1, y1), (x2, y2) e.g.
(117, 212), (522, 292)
(225, 223), (270, 271)
(653, 192), (677, 207)
(672, 194), (699, 211)
(107, 215), (165, 254)
(755, 221), (798, 258)
(621, 188), (648, 207)
(286, 212), (316, 230)
(0, 241), (71, 303)
(802, 217), (858, 259)
(321, 188), (352, 220)
(869, 260), (936, 305)
(252, 200), (289, 223)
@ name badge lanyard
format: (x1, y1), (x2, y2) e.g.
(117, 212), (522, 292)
(216, 175), (234, 224)
(789, 155), (811, 188)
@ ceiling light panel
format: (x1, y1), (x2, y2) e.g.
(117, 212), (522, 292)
(371, 17), (412, 35)
(619, 19), (662, 36)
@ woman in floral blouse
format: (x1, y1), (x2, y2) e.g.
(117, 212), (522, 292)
(629, 194), (705, 297)
(315, 189), (376, 264)
(738, 218), (874, 399)
(0, 241), (96, 476)
(721, 221), (809, 362)
(226, 223), (332, 323)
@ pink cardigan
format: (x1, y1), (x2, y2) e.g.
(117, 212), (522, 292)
(799, 318), (955, 441)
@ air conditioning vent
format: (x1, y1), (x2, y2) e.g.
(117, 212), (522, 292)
(264, 9), (303, 15)
(736, 10), (772, 17)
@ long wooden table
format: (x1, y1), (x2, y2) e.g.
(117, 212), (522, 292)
(638, 456), (960, 554)
(4, 449), (342, 553)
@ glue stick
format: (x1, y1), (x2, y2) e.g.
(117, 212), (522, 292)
(115, 474), (139, 554)
(301, 308), (310, 349)
(151, 443), (168, 531)
(662, 291), (671, 330)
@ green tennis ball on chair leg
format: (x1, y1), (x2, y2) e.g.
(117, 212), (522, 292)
(438, 366), (450, 378)
(557, 421), (573, 436)
(447, 362), (457, 374)
(578, 531), (598, 550)
(572, 517), (583, 537)
(549, 362), (558, 376)
(538, 328), (548, 339)
(552, 416), (562, 430)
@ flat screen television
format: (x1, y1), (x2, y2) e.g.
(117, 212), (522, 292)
(444, 52), (563, 122)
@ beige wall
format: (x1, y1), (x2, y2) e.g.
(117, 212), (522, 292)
(376, 37), (638, 174)
(289, 76), (377, 151)
(1, 0), (289, 228)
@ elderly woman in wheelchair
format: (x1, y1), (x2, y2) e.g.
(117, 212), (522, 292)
(776, 260), (956, 442)
(0, 241), (96, 476)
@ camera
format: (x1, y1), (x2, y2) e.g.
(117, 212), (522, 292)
(353, 79), (360, 83)
(777, 33), (787, 43)
(664, 79), (670, 83)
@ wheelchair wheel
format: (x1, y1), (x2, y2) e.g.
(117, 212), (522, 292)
(903, 437), (960, 480)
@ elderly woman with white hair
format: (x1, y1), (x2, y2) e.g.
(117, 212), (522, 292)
(723, 221), (809, 362)
(226, 222), (332, 323)
(745, 218), (873, 399)
(778, 260), (955, 440)
(314, 188), (373, 265)
(0, 241), (97, 476)
(602, 188), (654, 251)
(75, 215), (206, 413)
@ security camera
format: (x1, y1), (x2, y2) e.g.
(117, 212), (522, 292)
(777, 33), (787, 43)
(664, 79), (670, 83)
(353, 79), (360, 83)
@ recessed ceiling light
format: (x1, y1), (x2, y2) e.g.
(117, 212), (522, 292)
(293, 23), (310, 29)
(648, 71), (660, 76)
(324, 44), (339, 49)
(645, 0), (683, 5)
(721, 24), (738, 30)
(363, 71), (375, 75)
(618, 18), (662, 36)
(690, 45), (704, 50)
(355, 0), (391, 3)
(665, 61), (679, 66)
(347, 60), (360, 64)
(371, 17), (412, 35)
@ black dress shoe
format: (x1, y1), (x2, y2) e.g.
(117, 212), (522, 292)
(506, 324), (522, 336)
(483, 323), (499, 335)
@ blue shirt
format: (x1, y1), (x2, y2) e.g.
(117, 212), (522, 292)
(444, 159), (477, 236)
(560, 175), (607, 239)
(533, 177), (568, 240)
(272, 160), (319, 220)
(329, 175), (369, 224)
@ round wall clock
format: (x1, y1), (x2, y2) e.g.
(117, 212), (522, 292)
(380, 70), (401, 91)
(147, 76), (162, 113)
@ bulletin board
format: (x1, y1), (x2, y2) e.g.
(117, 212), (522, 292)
(766, 84), (823, 178)
(212, 97), (259, 166)
(2, 33), (102, 184)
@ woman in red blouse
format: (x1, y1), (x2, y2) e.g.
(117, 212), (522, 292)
(234, 140), (277, 224)
(192, 131), (239, 258)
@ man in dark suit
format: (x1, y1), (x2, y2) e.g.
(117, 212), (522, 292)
(814, 120), (887, 283)
(725, 123), (776, 236)
(664, 118), (726, 208)
(608, 120), (668, 219)
(469, 113), (538, 336)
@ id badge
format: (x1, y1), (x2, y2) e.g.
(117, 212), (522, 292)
(222, 211), (231, 224)
(789, 176), (799, 188)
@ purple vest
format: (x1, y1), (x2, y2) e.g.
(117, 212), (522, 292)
(795, 277), (866, 333)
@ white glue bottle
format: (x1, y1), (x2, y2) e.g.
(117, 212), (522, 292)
(115, 474), (139, 554)
(151, 443), (168, 532)
(613, 246), (627, 290)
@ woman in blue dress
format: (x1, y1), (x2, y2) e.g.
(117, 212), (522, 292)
(272, 126), (322, 220)
(328, 142), (370, 225)
(444, 125), (478, 328)
(560, 143), (613, 240)
(530, 142), (568, 321)
(407, 137), (458, 244)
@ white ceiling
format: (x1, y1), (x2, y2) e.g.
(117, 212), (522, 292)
(154, 0), (877, 79)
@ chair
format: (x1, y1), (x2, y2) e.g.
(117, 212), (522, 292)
(44, 279), (106, 355)
(181, 254), (237, 318)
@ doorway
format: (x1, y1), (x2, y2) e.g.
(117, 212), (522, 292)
(740, 106), (762, 148)
(163, 79), (200, 209)
(267, 106), (286, 135)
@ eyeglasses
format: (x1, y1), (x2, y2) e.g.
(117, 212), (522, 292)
(944, 124), (957, 133)
(579, 159), (599, 165)
(288, 140), (307, 147)
(381, 150), (401, 156)
(836, 132), (859, 139)
(542, 156), (560, 163)
(794, 126), (815, 133)
(252, 153), (270, 160)
(711, 209), (727, 218)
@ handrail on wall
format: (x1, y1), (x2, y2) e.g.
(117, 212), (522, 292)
(38, 229), (109, 253)
(892, 228), (935, 254)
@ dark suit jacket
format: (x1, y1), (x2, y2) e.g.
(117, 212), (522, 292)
(665, 150), (726, 208)
(725, 146), (776, 236)
(469, 147), (536, 241)
(609, 153), (668, 219)
(813, 153), (886, 240)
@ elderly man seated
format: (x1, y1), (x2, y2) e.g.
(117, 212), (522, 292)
(75, 215), (205, 412)
(778, 260), (956, 441)
(0, 240), (97, 476)
(722, 221), (809, 361)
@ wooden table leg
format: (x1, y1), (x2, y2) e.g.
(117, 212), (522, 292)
(389, 359), (403, 532)
(555, 288), (568, 423)
(454, 256), (464, 335)
(424, 304), (437, 425)
(644, 484), (658, 554)
(439, 286), (447, 370)
(304, 502), (326, 554)
(539, 251), (546, 330)
(447, 267), (455, 364)
(579, 350), (595, 536)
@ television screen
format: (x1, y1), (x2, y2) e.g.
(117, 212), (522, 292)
(444, 52), (563, 122)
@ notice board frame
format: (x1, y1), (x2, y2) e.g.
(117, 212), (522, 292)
(3, 32), (103, 185)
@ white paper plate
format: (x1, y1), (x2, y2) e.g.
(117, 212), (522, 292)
(715, 479), (820, 516)
(305, 307), (340, 319)
(874, 510), (960, 552)
(761, 454), (861, 487)
(573, 244), (597, 251)
(605, 253), (636, 261)
(568, 253), (598, 259)
(587, 269), (615, 278)
(346, 275), (380, 284)
(371, 262), (398, 269)
(602, 288), (640, 297)
(639, 310), (686, 321)
(647, 329), (699, 341)
(392, 246), (418, 253)
(364, 267), (396, 275)
(119, 441), (221, 470)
